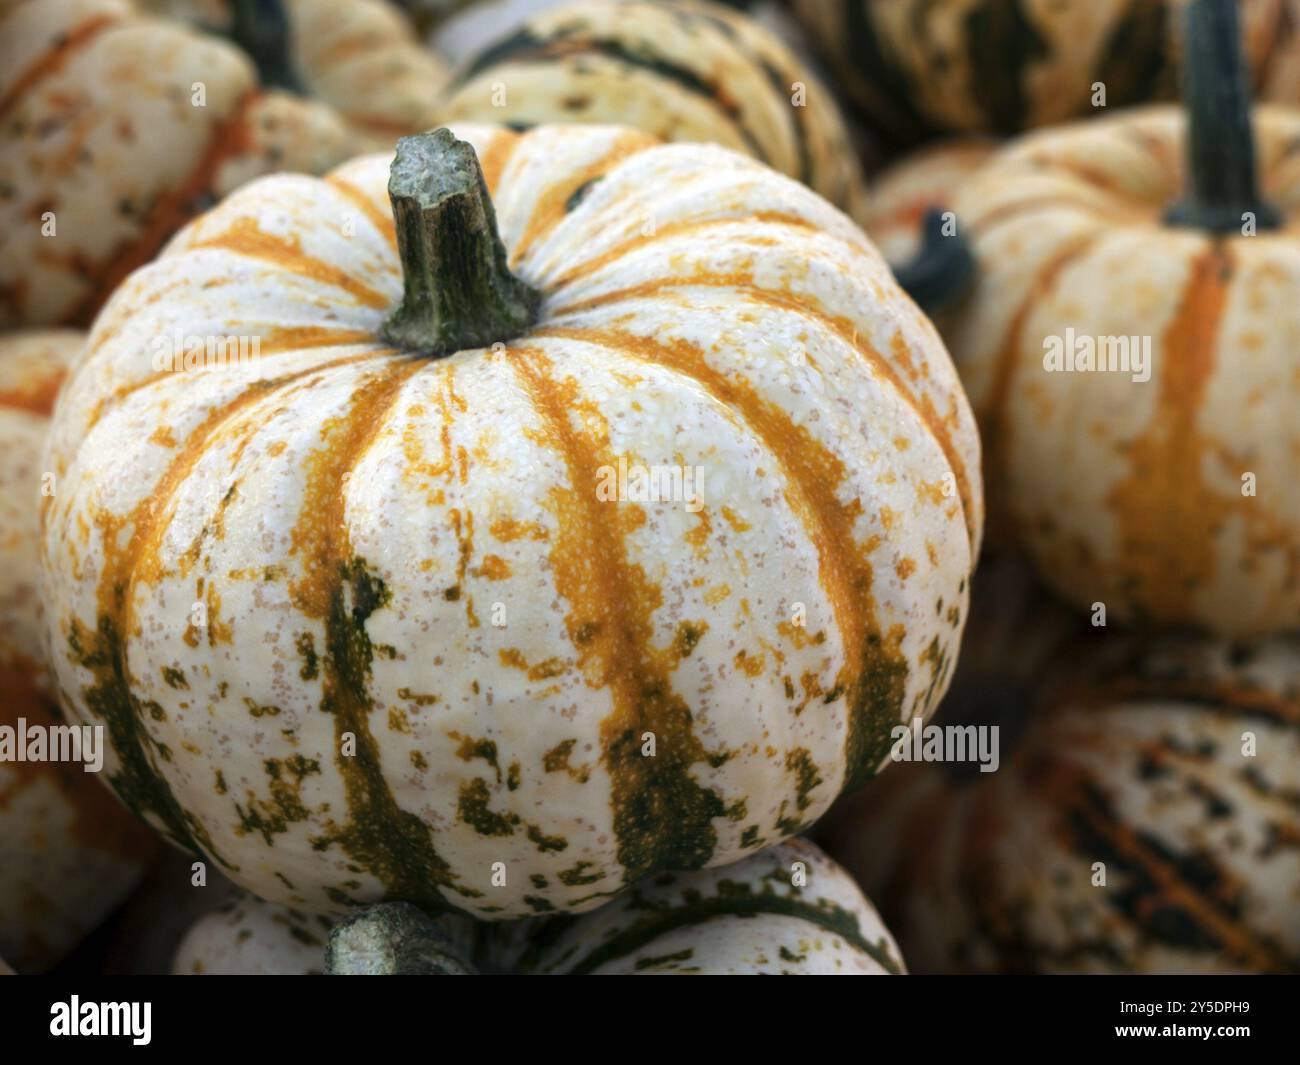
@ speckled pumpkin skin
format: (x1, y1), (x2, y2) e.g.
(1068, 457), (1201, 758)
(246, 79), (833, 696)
(0, 330), (156, 973)
(138, 0), (448, 149)
(41, 123), (982, 919)
(175, 839), (906, 974)
(0, 0), (358, 329)
(788, 0), (1300, 142)
(822, 633), (1300, 974)
(942, 105), (1300, 635)
(173, 892), (333, 975)
(499, 838), (906, 973)
(437, 1), (868, 221)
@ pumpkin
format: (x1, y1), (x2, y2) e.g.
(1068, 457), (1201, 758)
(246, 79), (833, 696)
(473, 837), (906, 974)
(41, 122), (981, 920)
(175, 839), (906, 974)
(786, 0), (1300, 143)
(821, 631), (1300, 974)
(436, 0), (869, 221)
(0, 0), (358, 329)
(860, 140), (997, 264)
(0, 329), (157, 973)
(137, 0), (448, 148)
(174, 890), (335, 974)
(931, 0), (1300, 634)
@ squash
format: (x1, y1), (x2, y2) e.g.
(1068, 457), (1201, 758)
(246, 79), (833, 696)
(931, 0), (1300, 634)
(787, 0), (1300, 143)
(41, 123), (981, 920)
(175, 839), (906, 974)
(0, 0), (358, 329)
(174, 891), (335, 974)
(474, 837), (906, 974)
(860, 140), (997, 263)
(820, 631), (1300, 974)
(437, 0), (868, 221)
(0, 330), (157, 973)
(137, 0), (448, 148)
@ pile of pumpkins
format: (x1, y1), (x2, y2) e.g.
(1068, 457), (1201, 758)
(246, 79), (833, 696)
(0, 0), (1296, 977)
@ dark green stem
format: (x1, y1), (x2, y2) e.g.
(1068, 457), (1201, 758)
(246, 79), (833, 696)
(381, 129), (540, 356)
(892, 207), (976, 316)
(1165, 0), (1281, 232)
(328, 902), (476, 975)
(228, 0), (305, 94)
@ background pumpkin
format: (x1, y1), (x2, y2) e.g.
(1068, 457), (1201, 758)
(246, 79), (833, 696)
(0, 0), (358, 329)
(820, 631), (1300, 974)
(137, 0), (448, 149)
(937, 0), (1300, 634)
(436, 0), (869, 221)
(173, 839), (906, 974)
(0, 329), (156, 973)
(786, 0), (1300, 143)
(42, 122), (981, 920)
(173, 889), (335, 974)
(859, 139), (997, 263)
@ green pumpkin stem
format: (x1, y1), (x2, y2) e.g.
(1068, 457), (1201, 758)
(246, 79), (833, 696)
(382, 129), (540, 357)
(1165, 0), (1281, 232)
(328, 902), (476, 975)
(892, 208), (976, 315)
(228, 0), (304, 94)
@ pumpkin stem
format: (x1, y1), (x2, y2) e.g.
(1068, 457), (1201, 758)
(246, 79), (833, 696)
(891, 208), (976, 315)
(382, 129), (540, 357)
(327, 902), (476, 975)
(1165, 0), (1281, 232)
(228, 0), (304, 94)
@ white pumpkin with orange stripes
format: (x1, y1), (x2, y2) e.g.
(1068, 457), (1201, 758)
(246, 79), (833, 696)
(138, 0), (448, 149)
(0, 330), (156, 972)
(0, 0), (357, 329)
(939, 0), (1300, 634)
(41, 123), (982, 919)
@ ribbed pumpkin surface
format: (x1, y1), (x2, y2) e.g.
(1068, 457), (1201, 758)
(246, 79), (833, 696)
(0, 0), (357, 329)
(42, 123), (981, 918)
(438, 0), (866, 219)
(0, 329), (155, 973)
(822, 634), (1300, 974)
(944, 105), (1300, 634)
(174, 839), (905, 974)
(138, 0), (448, 147)
(790, 0), (1300, 141)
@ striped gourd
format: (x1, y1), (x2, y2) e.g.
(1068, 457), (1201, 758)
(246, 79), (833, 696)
(0, 0), (358, 329)
(0, 330), (156, 973)
(41, 124), (981, 920)
(788, 0), (1300, 142)
(137, 0), (449, 148)
(936, 0), (1300, 634)
(437, 0), (868, 220)
(859, 140), (996, 264)
(175, 840), (906, 974)
(821, 633), (1300, 974)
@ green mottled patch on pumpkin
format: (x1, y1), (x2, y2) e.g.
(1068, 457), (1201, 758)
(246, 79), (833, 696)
(233, 754), (321, 845)
(243, 697), (281, 718)
(458, 777), (519, 836)
(295, 631), (319, 680)
(319, 556), (469, 910)
(775, 748), (821, 835)
(161, 666), (188, 689)
(67, 616), (218, 858)
(558, 861), (602, 886)
(527, 825), (568, 853)
(454, 734), (502, 782)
